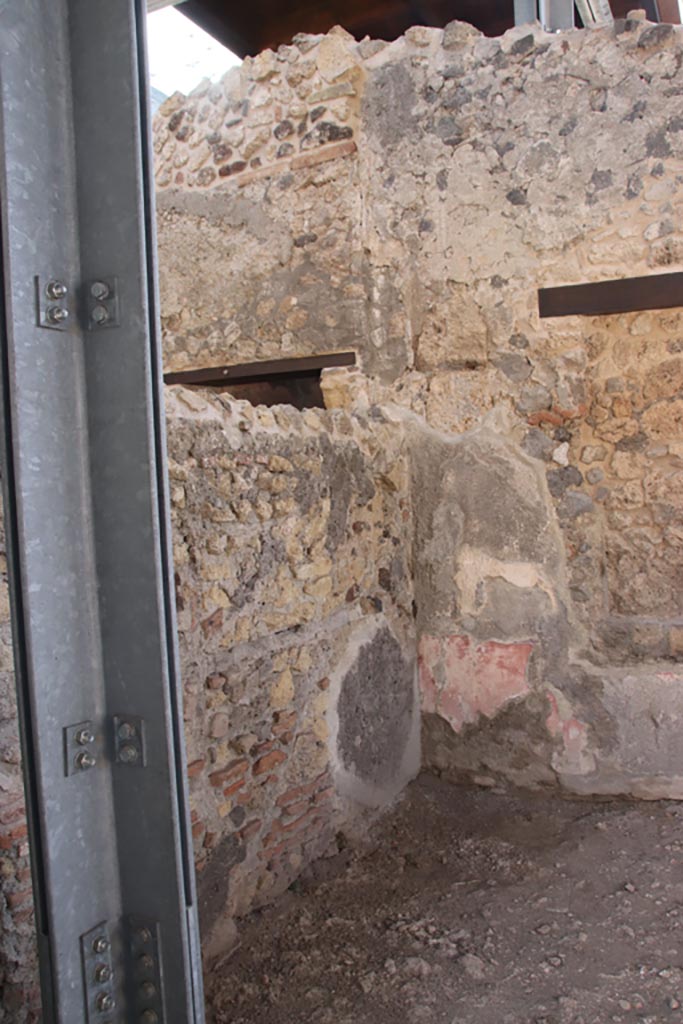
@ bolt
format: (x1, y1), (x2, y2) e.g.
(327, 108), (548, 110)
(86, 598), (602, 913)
(96, 993), (115, 1012)
(117, 721), (136, 741)
(90, 280), (110, 301)
(46, 280), (68, 300)
(141, 1011), (159, 1024)
(92, 936), (110, 954)
(75, 750), (97, 771)
(137, 927), (152, 944)
(140, 981), (156, 999)
(75, 727), (94, 746)
(118, 744), (139, 765)
(46, 305), (69, 325)
(139, 954), (154, 970)
(91, 304), (109, 325)
(94, 964), (112, 984)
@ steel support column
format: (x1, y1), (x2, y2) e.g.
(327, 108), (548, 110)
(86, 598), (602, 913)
(514, 0), (538, 25)
(0, 1), (204, 1021)
(539, 0), (575, 30)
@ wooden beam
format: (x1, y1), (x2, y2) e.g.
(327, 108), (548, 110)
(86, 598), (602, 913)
(538, 271), (683, 318)
(164, 350), (356, 386)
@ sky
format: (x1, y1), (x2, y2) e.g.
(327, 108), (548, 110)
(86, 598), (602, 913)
(146, 6), (240, 98)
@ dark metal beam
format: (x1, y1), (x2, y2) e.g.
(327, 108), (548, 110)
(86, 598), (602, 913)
(164, 351), (356, 387)
(539, 272), (683, 318)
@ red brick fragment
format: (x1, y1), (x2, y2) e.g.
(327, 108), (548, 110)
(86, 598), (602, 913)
(13, 905), (35, 924)
(281, 799), (310, 819)
(7, 889), (32, 910)
(251, 740), (275, 757)
(291, 139), (357, 170)
(200, 608), (223, 637)
(239, 819), (262, 841)
(276, 779), (318, 807)
(209, 757), (249, 788)
(0, 804), (26, 826)
(223, 779), (246, 798)
(272, 711), (297, 736)
(186, 758), (205, 778)
(253, 750), (287, 775)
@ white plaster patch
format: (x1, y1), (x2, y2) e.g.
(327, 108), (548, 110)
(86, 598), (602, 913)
(455, 545), (558, 618)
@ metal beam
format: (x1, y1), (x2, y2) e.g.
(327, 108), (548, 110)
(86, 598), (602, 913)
(0, 2), (204, 1021)
(164, 351), (357, 386)
(539, 271), (683, 317)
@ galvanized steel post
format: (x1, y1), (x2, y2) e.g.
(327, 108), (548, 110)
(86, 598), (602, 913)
(0, 1), (205, 1020)
(514, 0), (539, 25)
(539, 0), (576, 30)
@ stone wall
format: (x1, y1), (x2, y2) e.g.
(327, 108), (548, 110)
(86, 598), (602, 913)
(0, 391), (418, 1018)
(155, 13), (683, 801)
(4, 12), (683, 1019)
(0, 515), (41, 1022)
(166, 388), (417, 957)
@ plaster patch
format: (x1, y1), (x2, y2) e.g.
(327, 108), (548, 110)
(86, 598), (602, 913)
(455, 545), (558, 617)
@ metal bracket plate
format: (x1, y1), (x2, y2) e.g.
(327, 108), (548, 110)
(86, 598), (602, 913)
(86, 277), (120, 330)
(126, 916), (165, 1023)
(113, 714), (146, 767)
(64, 720), (99, 777)
(35, 275), (71, 331)
(80, 921), (116, 1022)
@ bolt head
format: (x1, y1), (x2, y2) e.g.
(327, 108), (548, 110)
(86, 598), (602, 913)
(46, 280), (68, 300)
(96, 993), (115, 1012)
(117, 721), (136, 741)
(141, 1011), (159, 1024)
(94, 964), (112, 984)
(75, 727), (94, 746)
(119, 744), (139, 765)
(91, 304), (109, 325)
(90, 280), (110, 301)
(137, 927), (152, 944)
(139, 954), (154, 970)
(75, 750), (97, 771)
(140, 980), (156, 999)
(46, 305), (68, 325)
(92, 936), (110, 954)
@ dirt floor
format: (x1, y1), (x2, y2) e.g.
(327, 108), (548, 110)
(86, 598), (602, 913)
(207, 773), (683, 1024)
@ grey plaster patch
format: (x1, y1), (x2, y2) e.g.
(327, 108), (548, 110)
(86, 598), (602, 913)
(336, 626), (416, 790)
(320, 436), (376, 552)
(363, 63), (420, 150)
(446, 438), (560, 564)
(558, 668), (683, 800)
(472, 578), (556, 641)
(197, 833), (246, 939)
(422, 697), (557, 791)
(410, 425), (565, 632)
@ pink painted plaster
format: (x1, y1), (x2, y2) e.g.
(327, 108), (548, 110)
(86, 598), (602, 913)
(418, 633), (533, 733)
